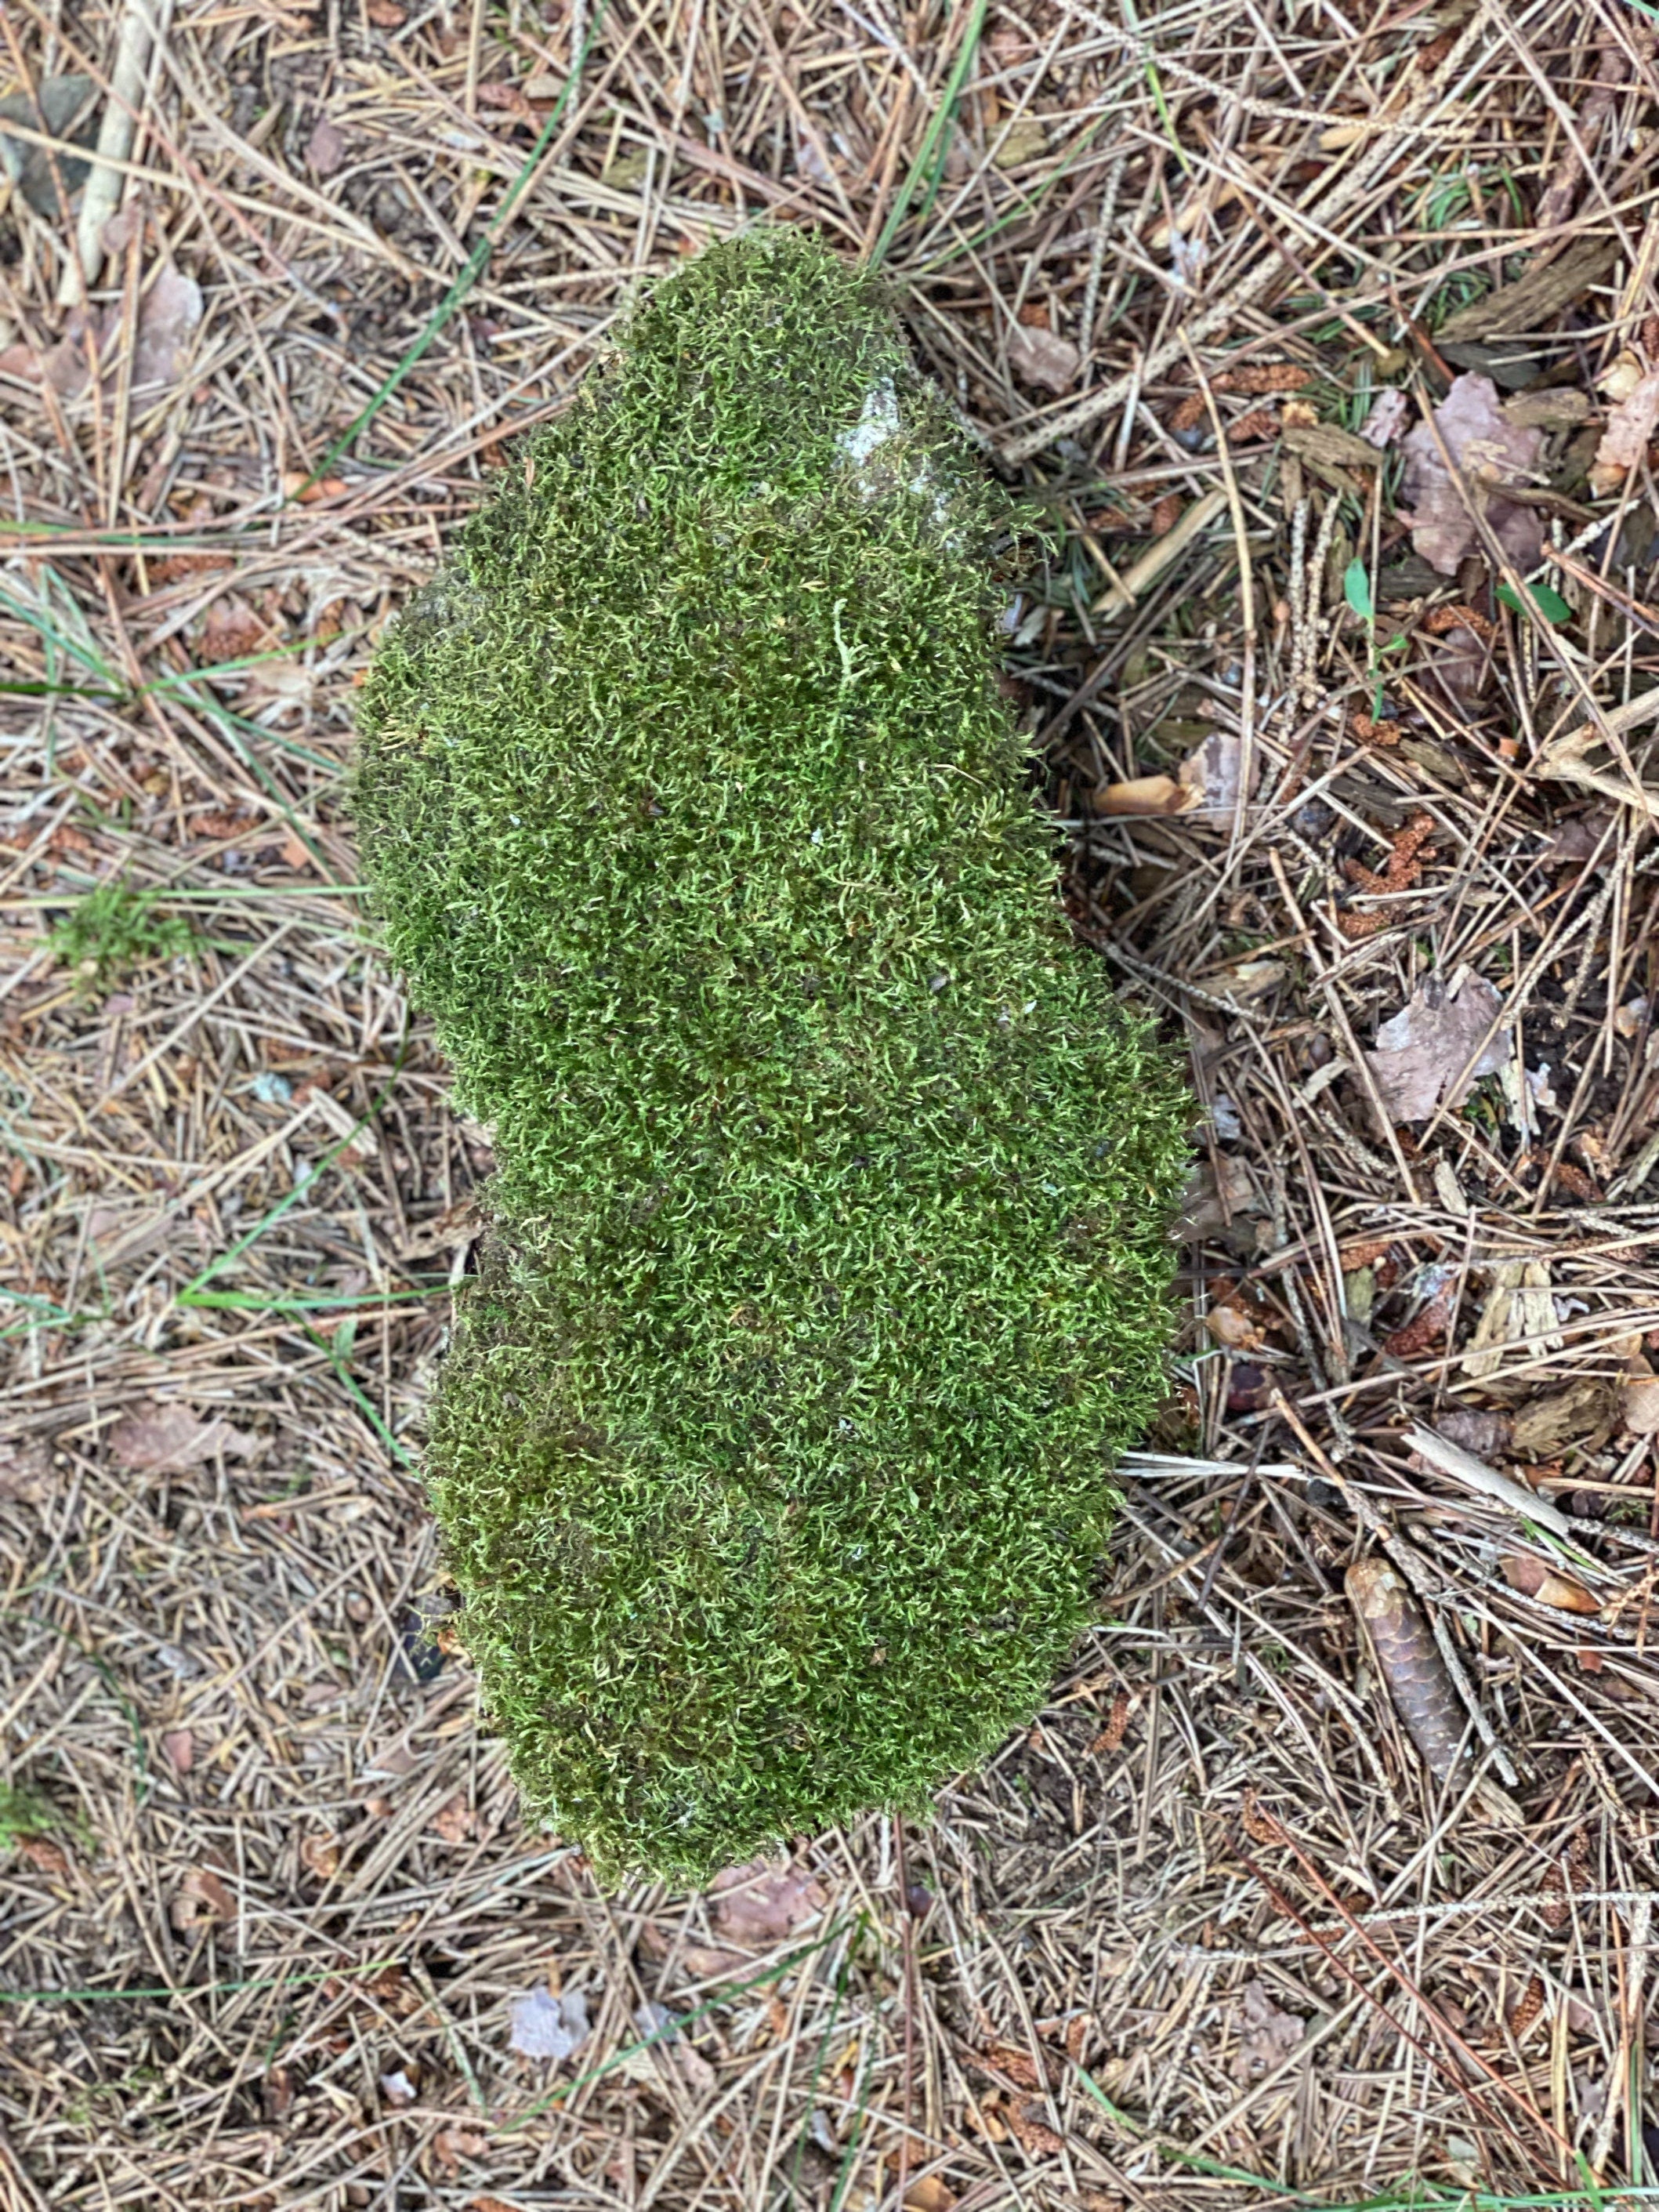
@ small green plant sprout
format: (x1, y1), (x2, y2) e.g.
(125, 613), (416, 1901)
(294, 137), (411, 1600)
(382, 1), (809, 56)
(48, 876), (194, 995)
(353, 229), (1190, 1883)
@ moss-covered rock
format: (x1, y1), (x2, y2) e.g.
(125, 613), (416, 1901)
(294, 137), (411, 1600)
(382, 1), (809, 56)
(353, 230), (1188, 1882)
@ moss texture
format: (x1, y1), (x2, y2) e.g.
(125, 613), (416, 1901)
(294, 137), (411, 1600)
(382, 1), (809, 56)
(353, 230), (1189, 1883)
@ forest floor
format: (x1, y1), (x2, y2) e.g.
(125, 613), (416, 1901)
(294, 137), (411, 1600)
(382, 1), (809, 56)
(3, 0), (1659, 2205)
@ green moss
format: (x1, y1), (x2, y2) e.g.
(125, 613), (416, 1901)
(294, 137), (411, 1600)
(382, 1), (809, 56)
(49, 878), (194, 995)
(353, 230), (1189, 1883)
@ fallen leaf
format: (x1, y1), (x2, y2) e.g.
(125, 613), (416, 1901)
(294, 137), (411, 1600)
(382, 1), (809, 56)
(1364, 970), (1510, 1122)
(1399, 374), (1544, 577)
(300, 1831), (341, 1880)
(1007, 323), (1081, 394)
(1591, 368), (1659, 496)
(366, 0), (407, 21)
(162, 1728), (194, 1775)
(1360, 387), (1411, 447)
(509, 1982), (589, 2060)
(904, 2179), (958, 2212)
(379, 2069), (418, 2104)
(306, 115), (346, 176)
(108, 1401), (263, 1471)
(1502, 1553), (1600, 1615)
(1230, 1978), (1306, 2080)
(171, 1864), (234, 1928)
(708, 1858), (828, 1947)
(41, 269), (204, 402)
(431, 1791), (473, 1844)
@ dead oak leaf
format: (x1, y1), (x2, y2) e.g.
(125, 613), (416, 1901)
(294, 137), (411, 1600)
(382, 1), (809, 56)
(1400, 373), (1544, 577)
(108, 1400), (264, 1472)
(1364, 970), (1509, 1122)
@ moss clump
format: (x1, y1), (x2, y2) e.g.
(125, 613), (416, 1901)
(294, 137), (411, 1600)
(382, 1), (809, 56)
(49, 878), (194, 994)
(353, 230), (1189, 1883)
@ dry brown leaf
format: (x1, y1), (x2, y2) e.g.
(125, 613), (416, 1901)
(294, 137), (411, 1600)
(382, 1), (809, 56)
(1007, 323), (1081, 394)
(904, 2179), (958, 2212)
(1592, 368), (1659, 495)
(1501, 1552), (1600, 1615)
(108, 1400), (263, 1471)
(162, 1728), (194, 1775)
(1400, 375), (1545, 577)
(172, 1864), (234, 1927)
(708, 1857), (828, 1946)
(1364, 971), (1509, 1122)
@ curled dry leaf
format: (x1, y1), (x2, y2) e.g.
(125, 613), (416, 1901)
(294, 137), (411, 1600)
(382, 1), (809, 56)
(1590, 368), (1659, 496)
(1501, 1552), (1600, 1615)
(1346, 1556), (1472, 1785)
(1364, 970), (1509, 1123)
(109, 1400), (263, 1471)
(1400, 373), (1544, 577)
